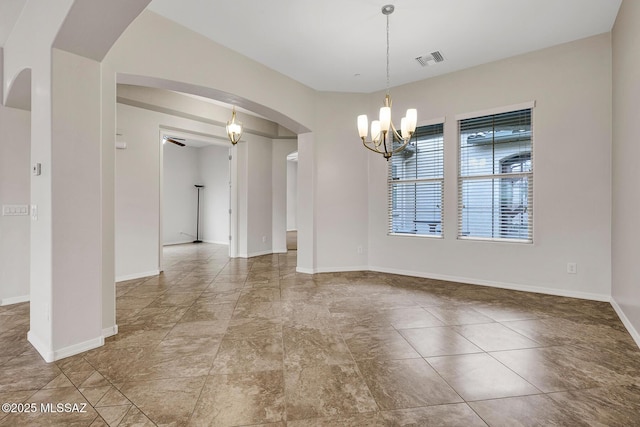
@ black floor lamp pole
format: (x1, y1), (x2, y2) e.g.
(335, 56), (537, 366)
(194, 185), (204, 243)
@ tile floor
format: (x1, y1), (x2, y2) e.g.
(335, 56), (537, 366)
(0, 243), (639, 426)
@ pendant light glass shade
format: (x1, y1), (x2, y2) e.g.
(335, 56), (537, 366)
(226, 107), (243, 145)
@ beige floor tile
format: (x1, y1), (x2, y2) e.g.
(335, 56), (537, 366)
(472, 302), (545, 322)
(285, 364), (377, 421)
(286, 411), (386, 426)
(469, 394), (590, 427)
(547, 385), (640, 427)
(424, 305), (495, 325)
(491, 346), (604, 392)
(224, 316), (282, 339)
(190, 371), (285, 426)
(95, 387), (130, 407)
(453, 322), (542, 352)
(0, 353), (62, 393)
(383, 306), (445, 329)
(119, 376), (205, 426)
(381, 403), (488, 426)
(283, 325), (353, 368)
(118, 406), (155, 426)
(79, 386), (112, 406)
(427, 353), (541, 401)
(1, 243), (638, 426)
(95, 404), (131, 426)
(399, 326), (483, 357)
(180, 301), (235, 322)
(167, 319), (230, 338)
(102, 326), (170, 350)
(82, 347), (152, 384)
(232, 300), (283, 319)
(42, 373), (75, 389)
(343, 328), (421, 360)
(210, 335), (283, 374)
(357, 358), (463, 409)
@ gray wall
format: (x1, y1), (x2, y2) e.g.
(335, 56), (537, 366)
(612, 0), (640, 343)
(0, 104), (30, 305)
(369, 34), (612, 301)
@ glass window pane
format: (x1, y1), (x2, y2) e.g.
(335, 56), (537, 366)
(391, 182), (443, 235)
(459, 108), (533, 241)
(389, 123), (444, 237)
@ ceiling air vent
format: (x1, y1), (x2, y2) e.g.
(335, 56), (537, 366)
(415, 51), (444, 67)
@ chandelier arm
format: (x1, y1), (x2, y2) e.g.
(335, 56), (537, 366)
(361, 135), (385, 149)
(389, 121), (412, 144)
(362, 139), (387, 154)
(389, 121), (401, 141)
(391, 139), (410, 154)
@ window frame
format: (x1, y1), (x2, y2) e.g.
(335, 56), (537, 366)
(388, 118), (445, 238)
(456, 102), (535, 243)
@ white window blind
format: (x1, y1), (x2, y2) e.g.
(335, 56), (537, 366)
(458, 108), (533, 242)
(389, 123), (444, 237)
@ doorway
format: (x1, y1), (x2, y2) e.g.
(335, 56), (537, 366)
(160, 129), (232, 269)
(286, 150), (298, 251)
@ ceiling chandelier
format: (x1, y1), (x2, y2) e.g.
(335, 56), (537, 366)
(226, 107), (243, 145)
(357, 4), (417, 160)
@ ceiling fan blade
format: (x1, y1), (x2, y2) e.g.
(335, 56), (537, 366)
(166, 138), (186, 147)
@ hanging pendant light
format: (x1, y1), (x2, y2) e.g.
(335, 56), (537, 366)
(357, 4), (417, 160)
(226, 107), (243, 145)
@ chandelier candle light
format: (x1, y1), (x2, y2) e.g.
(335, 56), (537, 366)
(357, 4), (417, 160)
(226, 107), (243, 145)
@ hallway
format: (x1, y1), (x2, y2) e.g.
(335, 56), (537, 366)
(0, 243), (639, 425)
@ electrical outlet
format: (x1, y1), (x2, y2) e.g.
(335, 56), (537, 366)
(262, 236), (266, 243)
(567, 262), (577, 274)
(357, 246), (363, 254)
(2, 205), (29, 216)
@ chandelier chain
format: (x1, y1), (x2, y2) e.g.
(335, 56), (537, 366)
(386, 13), (390, 95)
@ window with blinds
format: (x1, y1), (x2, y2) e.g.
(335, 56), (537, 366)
(389, 123), (444, 237)
(458, 108), (533, 242)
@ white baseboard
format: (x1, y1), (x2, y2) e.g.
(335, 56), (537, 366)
(202, 240), (230, 245)
(239, 250), (274, 258)
(165, 240), (230, 246)
(28, 331), (54, 363)
(0, 294), (30, 306)
(28, 330), (105, 363)
(115, 270), (160, 282)
(296, 266), (369, 274)
(163, 240), (193, 246)
(610, 298), (640, 349)
(369, 265), (611, 302)
(54, 336), (104, 362)
(102, 324), (119, 339)
(315, 265), (370, 274)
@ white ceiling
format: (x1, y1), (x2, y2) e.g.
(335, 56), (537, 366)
(147, 0), (622, 93)
(0, 0), (27, 47)
(0, 1), (622, 94)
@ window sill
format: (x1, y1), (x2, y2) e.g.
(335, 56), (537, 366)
(388, 233), (443, 240)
